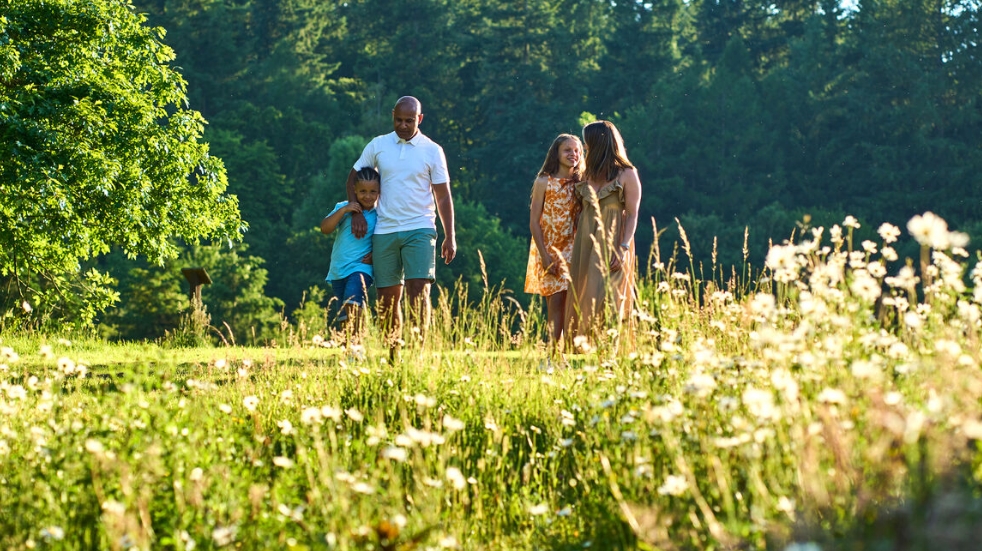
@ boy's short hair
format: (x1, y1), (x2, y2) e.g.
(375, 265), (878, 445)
(356, 167), (380, 182)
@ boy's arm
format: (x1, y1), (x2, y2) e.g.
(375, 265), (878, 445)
(320, 202), (360, 235)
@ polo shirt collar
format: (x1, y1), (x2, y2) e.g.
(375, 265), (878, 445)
(395, 132), (421, 145)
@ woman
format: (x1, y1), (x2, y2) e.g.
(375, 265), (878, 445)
(566, 120), (641, 342)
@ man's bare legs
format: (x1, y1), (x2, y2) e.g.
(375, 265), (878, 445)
(377, 279), (431, 361)
(404, 279), (431, 334)
(377, 284), (402, 360)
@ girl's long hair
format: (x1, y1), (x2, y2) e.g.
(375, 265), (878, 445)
(582, 121), (633, 184)
(537, 134), (583, 180)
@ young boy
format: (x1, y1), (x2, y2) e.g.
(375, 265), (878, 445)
(320, 167), (380, 333)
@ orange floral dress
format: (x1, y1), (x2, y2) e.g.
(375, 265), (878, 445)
(525, 176), (577, 297)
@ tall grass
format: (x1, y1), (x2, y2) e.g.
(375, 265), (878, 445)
(3, 213), (982, 550)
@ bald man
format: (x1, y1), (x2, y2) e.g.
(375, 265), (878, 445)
(346, 96), (456, 353)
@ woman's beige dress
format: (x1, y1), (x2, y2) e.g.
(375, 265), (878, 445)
(565, 178), (635, 339)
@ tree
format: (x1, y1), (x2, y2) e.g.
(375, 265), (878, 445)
(134, 0), (255, 119)
(438, 201), (528, 305)
(99, 242), (283, 343)
(452, 0), (605, 229)
(593, 0), (686, 113)
(181, 243), (284, 345)
(693, 35), (783, 218)
(0, 0), (243, 325)
(130, 0), (351, 311)
(802, 0), (982, 223)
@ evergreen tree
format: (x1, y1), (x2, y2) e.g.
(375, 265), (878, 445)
(454, 0), (605, 228)
(593, 0), (686, 114)
(810, 0), (982, 222)
(683, 36), (781, 221)
(135, 0), (254, 118)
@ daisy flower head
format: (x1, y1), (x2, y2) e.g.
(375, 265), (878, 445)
(878, 223), (901, 244)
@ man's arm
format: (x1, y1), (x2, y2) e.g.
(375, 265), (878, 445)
(320, 202), (361, 235)
(432, 183), (456, 264)
(344, 168), (370, 239)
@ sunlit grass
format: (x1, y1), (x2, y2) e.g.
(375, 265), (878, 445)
(4, 212), (982, 550)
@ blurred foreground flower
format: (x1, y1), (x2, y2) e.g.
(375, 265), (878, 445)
(1, 347), (19, 362)
(573, 335), (594, 353)
(446, 467), (467, 490)
(242, 395), (259, 412)
(272, 456), (295, 469)
(817, 388), (847, 404)
(442, 414), (465, 431)
(58, 357), (76, 376)
(381, 446), (408, 462)
(212, 526), (237, 547)
(907, 211), (968, 250)
(657, 474), (689, 496)
(40, 526), (64, 540)
(878, 223), (901, 243)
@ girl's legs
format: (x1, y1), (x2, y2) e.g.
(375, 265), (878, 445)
(545, 290), (567, 355)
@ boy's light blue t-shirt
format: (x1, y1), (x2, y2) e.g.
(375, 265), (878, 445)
(326, 201), (377, 281)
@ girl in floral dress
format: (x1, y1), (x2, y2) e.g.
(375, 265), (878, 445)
(525, 134), (583, 352)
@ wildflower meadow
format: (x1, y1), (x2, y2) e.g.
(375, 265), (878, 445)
(4, 213), (982, 550)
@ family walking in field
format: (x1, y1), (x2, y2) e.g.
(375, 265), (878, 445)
(321, 96), (640, 358)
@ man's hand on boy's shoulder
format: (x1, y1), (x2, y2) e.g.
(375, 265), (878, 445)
(351, 209), (368, 238)
(360, 252), (372, 265)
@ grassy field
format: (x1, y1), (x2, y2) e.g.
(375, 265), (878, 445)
(3, 214), (982, 550)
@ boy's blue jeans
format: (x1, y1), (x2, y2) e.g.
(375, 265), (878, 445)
(330, 272), (373, 322)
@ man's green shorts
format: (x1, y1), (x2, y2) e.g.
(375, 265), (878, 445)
(372, 228), (437, 288)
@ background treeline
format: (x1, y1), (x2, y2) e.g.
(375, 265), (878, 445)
(100, 0), (982, 341)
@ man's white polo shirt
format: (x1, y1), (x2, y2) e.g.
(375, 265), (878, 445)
(353, 131), (450, 235)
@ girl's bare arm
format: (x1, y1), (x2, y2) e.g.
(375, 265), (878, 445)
(528, 176), (555, 272)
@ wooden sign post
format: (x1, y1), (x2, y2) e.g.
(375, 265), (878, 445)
(181, 267), (212, 304)
(180, 267), (212, 339)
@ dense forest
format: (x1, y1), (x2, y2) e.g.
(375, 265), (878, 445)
(6, 0), (982, 341)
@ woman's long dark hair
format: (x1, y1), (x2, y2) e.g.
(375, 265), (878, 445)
(537, 134), (583, 180)
(582, 121), (633, 183)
